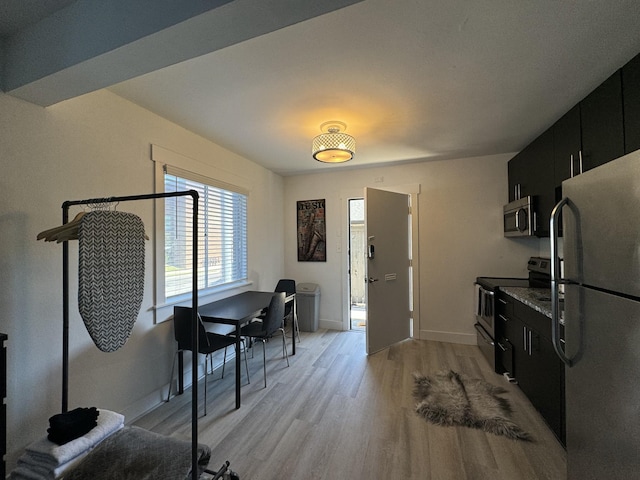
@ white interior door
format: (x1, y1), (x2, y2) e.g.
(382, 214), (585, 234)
(365, 187), (411, 354)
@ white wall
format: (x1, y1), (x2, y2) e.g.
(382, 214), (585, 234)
(284, 155), (542, 342)
(0, 90), (284, 470)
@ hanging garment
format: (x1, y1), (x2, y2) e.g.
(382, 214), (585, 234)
(78, 211), (145, 352)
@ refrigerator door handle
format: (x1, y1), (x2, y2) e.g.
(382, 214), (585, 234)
(551, 197), (574, 367)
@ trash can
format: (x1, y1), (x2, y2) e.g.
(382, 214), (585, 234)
(297, 283), (320, 332)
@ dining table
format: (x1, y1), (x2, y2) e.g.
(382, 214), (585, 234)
(179, 290), (296, 409)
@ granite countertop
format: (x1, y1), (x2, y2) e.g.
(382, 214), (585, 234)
(499, 286), (563, 323)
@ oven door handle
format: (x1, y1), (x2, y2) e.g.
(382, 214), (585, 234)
(474, 324), (494, 346)
(483, 289), (494, 317)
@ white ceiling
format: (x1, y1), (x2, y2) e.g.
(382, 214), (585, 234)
(5, 0), (640, 176)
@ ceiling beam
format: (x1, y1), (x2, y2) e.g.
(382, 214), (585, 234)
(2, 0), (363, 106)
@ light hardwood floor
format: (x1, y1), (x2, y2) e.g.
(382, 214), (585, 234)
(135, 329), (566, 480)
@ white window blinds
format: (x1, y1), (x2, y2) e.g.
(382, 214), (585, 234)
(163, 166), (248, 299)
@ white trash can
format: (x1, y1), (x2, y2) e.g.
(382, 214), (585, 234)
(296, 283), (320, 332)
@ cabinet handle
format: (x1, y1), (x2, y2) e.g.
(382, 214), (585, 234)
(498, 314), (509, 322)
(497, 342), (507, 352)
(528, 329), (532, 356)
(498, 298), (507, 305)
(523, 326), (527, 352)
(570, 154), (574, 178)
(579, 150), (583, 175)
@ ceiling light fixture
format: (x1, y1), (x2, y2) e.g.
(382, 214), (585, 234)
(312, 121), (355, 163)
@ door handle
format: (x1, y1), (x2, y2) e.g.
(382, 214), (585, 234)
(551, 197), (573, 367)
(367, 277), (379, 283)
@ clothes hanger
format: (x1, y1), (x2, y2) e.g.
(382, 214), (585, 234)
(37, 210), (149, 242)
(36, 212), (86, 242)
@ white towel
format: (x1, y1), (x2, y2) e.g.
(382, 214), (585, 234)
(24, 409), (124, 467)
(17, 451), (88, 479)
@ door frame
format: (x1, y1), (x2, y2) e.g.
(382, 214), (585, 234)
(340, 183), (421, 337)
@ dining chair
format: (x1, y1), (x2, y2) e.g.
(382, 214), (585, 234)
(275, 279), (300, 343)
(255, 279), (300, 341)
(167, 306), (250, 415)
(236, 292), (289, 388)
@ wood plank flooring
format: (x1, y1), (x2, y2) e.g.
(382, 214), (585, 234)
(134, 330), (566, 480)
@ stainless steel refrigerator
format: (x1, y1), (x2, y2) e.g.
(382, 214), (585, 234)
(550, 149), (640, 480)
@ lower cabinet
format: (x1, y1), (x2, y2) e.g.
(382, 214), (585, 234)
(496, 293), (565, 445)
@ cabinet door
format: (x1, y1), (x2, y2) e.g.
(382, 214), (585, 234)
(502, 306), (525, 379)
(507, 151), (529, 202)
(526, 325), (564, 443)
(507, 130), (554, 236)
(580, 70), (624, 171)
(531, 129), (555, 237)
(495, 293), (514, 374)
(515, 304), (565, 444)
(553, 105), (581, 187)
(623, 52), (640, 154)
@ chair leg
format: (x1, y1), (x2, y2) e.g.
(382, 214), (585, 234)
(204, 354), (209, 416)
(166, 350), (179, 402)
(261, 339), (267, 388)
(280, 328), (290, 367)
(294, 314), (301, 343)
(222, 346), (227, 378)
(242, 339), (250, 384)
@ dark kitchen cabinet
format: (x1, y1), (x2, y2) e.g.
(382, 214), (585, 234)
(580, 70), (625, 172)
(513, 301), (564, 445)
(496, 292), (565, 445)
(553, 105), (581, 188)
(507, 129), (554, 236)
(623, 52), (640, 154)
(507, 52), (640, 239)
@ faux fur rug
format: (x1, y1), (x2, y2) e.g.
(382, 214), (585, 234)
(412, 370), (531, 441)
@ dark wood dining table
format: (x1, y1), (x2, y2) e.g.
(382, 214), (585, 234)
(194, 290), (296, 409)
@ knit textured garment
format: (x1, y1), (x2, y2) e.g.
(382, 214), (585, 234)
(78, 211), (145, 352)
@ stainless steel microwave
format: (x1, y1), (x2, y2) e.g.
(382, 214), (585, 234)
(503, 196), (535, 237)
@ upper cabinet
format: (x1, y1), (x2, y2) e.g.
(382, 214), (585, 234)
(623, 53), (640, 154)
(507, 51), (639, 237)
(508, 129), (554, 236)
(552, 105), (581, 188)
(579, 70), (624, 172)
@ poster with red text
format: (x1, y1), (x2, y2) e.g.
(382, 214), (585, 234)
(297, 199), (326, 262)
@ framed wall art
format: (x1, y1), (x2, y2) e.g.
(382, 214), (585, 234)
(297, 199), (326, 262)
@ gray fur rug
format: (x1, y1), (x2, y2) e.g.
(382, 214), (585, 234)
(412, 370), (531, 441)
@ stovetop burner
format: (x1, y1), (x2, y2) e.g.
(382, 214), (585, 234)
(477, 257), (552, 290)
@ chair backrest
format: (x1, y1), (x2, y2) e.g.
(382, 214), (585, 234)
(275, 279), (295, 316)
(173, 306), (208, 352)
(261, 292), (286, 337)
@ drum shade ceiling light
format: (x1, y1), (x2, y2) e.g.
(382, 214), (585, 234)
(312, 121), (355, 163)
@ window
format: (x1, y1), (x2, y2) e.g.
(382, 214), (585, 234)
(163, 167), (248, 299)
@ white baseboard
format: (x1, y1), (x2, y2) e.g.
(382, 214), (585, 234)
(419, 329), (477, 345)
(318, 318), (343, 331)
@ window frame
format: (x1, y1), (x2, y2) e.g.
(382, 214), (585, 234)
(151, 145), (251, 323)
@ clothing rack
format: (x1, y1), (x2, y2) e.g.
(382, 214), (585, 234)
(61, 190), (201, 480)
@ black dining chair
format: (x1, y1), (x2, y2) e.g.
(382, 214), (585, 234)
(236, 292), (289, 388)
(167, 306), (250, 415)
(256, 279), (300, 341)
(275, 279), (300, 343)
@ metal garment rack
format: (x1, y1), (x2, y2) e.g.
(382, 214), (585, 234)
(61, 190), (202, 480)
